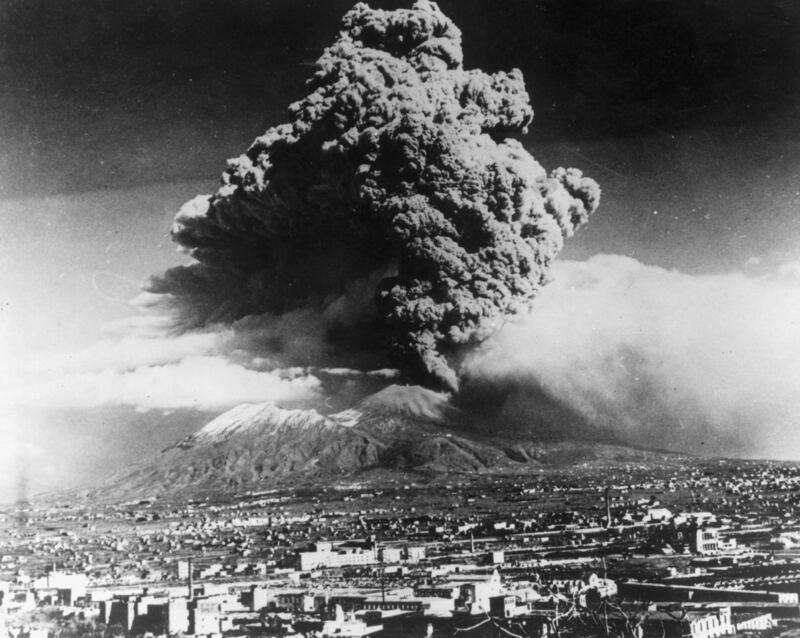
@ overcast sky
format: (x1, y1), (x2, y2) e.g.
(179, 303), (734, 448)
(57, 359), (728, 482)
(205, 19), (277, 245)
(1, 0), (799, 500)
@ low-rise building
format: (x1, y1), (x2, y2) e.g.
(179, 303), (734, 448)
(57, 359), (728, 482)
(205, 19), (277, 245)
(298, 543), (377, 570)
(733, 612), (774, 632)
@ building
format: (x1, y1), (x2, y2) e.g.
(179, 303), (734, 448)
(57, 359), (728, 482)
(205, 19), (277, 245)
(321, 605), (382, 637)
(363, 595), (454, 616)
(189, 596), (230, 635)
(733, 612), (774, 632)
(177, 560), (190, 580)
(379, 547), (402, 564)
(363, 597), (424, 613)
(298, 543), (377, 570)
(105, 597), (136, 631)
(693, 528), (721, 555)
(450, 570), (504, 613)
(489, 595), (517, 618)
(414, 584), (461, 600)
(406, 546), (426, 562)
(607, 607), (733, 638)
(166, 598), (190, 634)
(32, 571), (88, 605)
(276, 591), (316, 613)
(619, 581), (798, 605)
(647, 508), (673, 522)
(326, 594), (369, 612)
(146, 598), (189, 635)
(242, 585), (273, 612)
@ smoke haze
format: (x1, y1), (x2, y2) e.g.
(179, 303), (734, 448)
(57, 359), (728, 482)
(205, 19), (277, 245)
(464, 255), (800, 459)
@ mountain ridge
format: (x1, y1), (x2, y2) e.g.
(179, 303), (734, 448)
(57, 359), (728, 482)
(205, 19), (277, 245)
(91, 384), (690, 500)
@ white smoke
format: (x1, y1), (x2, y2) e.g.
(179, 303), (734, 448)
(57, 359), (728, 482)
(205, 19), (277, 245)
(5, 317), (324, 412)
(14, 356), (320, 411)
(464, 254), (800, 459)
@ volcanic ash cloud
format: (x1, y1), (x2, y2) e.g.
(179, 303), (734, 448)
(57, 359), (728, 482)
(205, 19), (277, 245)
(148, 0), (600, 391)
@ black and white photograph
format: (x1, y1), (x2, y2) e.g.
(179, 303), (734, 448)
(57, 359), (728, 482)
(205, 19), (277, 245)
(1, 0), (800, 636)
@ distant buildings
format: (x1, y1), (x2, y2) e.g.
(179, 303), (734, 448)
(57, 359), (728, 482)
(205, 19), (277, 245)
(297, 542), (426, 570)
(5, 462), (800, 638)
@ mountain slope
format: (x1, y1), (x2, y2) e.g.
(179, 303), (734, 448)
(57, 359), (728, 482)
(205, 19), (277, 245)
(98, 384), (686, 498)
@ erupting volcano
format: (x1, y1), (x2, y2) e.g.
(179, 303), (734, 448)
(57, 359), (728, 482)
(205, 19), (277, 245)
(147, 0), (600, 393)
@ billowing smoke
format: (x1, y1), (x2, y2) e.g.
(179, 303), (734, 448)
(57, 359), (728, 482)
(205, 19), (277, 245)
(463, 256), (800, 459)
(148, 0), (599, 391)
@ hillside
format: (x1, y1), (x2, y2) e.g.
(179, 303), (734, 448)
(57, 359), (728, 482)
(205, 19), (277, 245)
(95, 385), (687, 499)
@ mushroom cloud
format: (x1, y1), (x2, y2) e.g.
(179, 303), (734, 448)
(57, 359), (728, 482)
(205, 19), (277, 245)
(147, 0), (600, 392)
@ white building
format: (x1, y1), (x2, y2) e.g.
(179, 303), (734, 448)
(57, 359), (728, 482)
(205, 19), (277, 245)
(405, 546), (426, 562)
(647, 507), (673, 522)
(298, 544), (376, 570)
(692, 528), (737, 555)
(321, 606), (381, 637)
(490, 551), (505, 565)
(448, 570), (503, 614)
(379, 547), (402, 564)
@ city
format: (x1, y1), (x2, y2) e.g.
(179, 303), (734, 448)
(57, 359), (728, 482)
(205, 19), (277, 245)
(4, 460), (800, 637)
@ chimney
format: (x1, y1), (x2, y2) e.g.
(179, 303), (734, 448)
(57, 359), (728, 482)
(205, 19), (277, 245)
(604, 487), (611, 528)
(187, 557), (194, 599)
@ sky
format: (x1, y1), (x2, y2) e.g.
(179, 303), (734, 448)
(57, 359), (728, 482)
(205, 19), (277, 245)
(1, 0), (799, 501)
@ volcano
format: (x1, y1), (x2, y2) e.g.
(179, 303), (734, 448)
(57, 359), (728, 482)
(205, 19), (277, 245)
(92, 385), (687, 500)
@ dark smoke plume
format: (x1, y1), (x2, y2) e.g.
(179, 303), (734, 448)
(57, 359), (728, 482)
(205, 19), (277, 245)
(149, 0), (600, 391)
